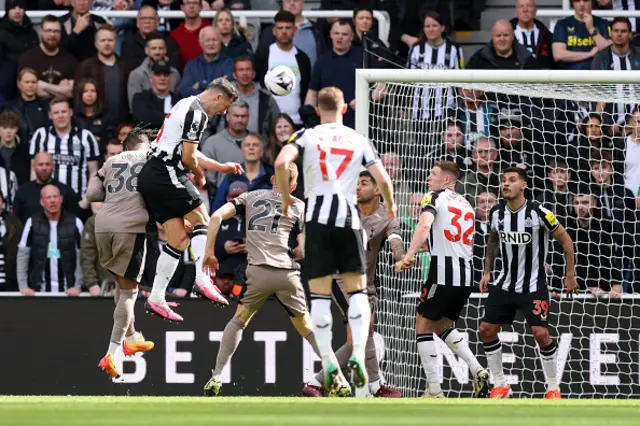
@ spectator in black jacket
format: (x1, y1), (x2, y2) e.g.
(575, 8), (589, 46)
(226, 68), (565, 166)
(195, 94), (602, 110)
(73, 78), (115, 143)
(0, 0), (39, 66)
(0, 192), (22, 291)
(467, 20), (540, 70)
(214, 8), (254, 61)
(0, 57), (17, 111)
(0, 111), (30, 186)
(510, 0), (554, 69)
(3, 68), (50, 144)
(59, 0), (107, 62)
(132, 60), (180, 129)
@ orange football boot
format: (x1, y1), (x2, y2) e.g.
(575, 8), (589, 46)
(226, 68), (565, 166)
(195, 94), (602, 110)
(123, 337), (155, 357)
(545, 389), (562, 399)
(489, 385), (513, 399)
(98, 353), (121, 379)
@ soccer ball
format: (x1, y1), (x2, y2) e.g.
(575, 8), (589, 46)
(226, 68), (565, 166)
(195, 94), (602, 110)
(264, 66), (296, 96)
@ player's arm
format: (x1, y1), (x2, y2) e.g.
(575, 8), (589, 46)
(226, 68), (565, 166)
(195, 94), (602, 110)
(294, 233), (305, 260)
(203, 202), (238, 270)
(181, 140), (203, 179)
(551, 224), (578, 295)
(85, 174), (106, 202)
(387, 219), (405, 262)
(195, 150), (243, 175)
(367, 161), (396, 219)
(274, 144), (299, 214)
(403, 210), (435, 265)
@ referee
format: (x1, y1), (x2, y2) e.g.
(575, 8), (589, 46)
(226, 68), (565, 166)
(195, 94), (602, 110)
(28, 98), (100, 200)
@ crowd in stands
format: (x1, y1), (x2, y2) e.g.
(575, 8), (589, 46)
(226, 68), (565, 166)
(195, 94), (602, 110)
(0, 0), (639, 298)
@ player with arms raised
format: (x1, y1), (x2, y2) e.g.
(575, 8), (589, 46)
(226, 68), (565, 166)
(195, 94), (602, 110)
(201, 163), (322, 396)
(86, 131), (156, 378)
(397, 161), (490, 398)
(480, 167), (578, 399)
(275, 87), (396, 395)
(137, 78), (243, 322)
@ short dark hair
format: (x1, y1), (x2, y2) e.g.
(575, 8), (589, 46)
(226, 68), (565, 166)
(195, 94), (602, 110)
(49, 97), (70, 110)
(275, 10), (295, 24)
(353, 7), (373, 19)
(123, 131), (150, 151)
(548, 158), (568, 171)
(97, 23), (117, 36)
(0, 111), (20, 129)
(502, 166), (528, 182)
(333, 18), (354, 32)
(207, 77), (239, 102)
(145, 32), (166, 45)
(41, 14), (61, 27)
(612, 17), (633, 32)
(359, 170), (376, 185)
(234, 55), (255, 71)
(434, 160), (460, 179)
(588, 150), (612, 166)
(574, 183), (592, 198)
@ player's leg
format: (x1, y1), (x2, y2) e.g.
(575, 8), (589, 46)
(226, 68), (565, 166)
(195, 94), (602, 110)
(184, 205), (228, 305)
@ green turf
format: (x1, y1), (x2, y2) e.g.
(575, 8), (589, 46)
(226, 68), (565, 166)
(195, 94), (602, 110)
(0, 397), (638, 426)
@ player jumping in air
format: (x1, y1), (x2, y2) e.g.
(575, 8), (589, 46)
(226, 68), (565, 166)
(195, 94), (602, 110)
(137, 78), (243, 322)
(275, 87), (396, 396)
(201, 163), (322, 396)
(397, 161), (490, 398)
(87, 131), (156, 378)
(304, 171), (405, 397)
(479, 167), (578, 399)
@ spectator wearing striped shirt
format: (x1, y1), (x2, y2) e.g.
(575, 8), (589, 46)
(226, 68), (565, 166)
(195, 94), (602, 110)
(28, 98), (100, 201)
(16, 184), (84, 296)
(0, 192), (23, 291)
(510, 0), (555, 69)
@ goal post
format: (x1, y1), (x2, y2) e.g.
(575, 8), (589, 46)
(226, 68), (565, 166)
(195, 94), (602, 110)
(356, 69), (640, 398)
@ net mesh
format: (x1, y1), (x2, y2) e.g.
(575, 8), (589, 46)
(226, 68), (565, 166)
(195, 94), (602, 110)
(367, 78), (640, 398)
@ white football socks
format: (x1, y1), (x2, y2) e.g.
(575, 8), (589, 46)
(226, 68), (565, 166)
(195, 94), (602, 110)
(310, 296), (335, 363)
(483, 339), (507, 387)
(347, 292), (371, 362)
(149, 244), (182, 303)
(440, 328), (483, 376)
(190, 225), (209, 281)
(540, 341), (559, 391)
(417, 333), (441, 394)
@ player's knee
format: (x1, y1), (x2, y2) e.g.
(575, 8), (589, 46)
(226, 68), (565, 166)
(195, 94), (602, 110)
(531, 326), (551, 346)
(234, 305), (253, 324)
(291, 314), (313, 336)
(479, 322), (498, 341)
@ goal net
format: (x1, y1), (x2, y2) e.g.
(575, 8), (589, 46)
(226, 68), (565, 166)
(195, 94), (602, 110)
(357, 69), (640, 398)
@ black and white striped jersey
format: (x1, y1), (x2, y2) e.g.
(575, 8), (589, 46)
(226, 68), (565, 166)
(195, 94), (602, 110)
(613, 0), (640, 32)
(421, 189), (474, 287)
(489, 200), (559, 294)
(288, 123), (379, 229)
(0, 166), (17, 213)
(149, 95), (208, 175)
(608, 51), (638, 124)
(514, 24), (540, 56)
(29, 126), (100, 198)
(408, 38), (463, 120)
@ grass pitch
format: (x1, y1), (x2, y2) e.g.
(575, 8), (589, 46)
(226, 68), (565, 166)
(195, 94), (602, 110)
(0, 396), (637, 426)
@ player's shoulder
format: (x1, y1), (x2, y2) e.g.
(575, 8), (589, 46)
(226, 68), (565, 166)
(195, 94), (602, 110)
(420, 189), (445, 208)
(490, 200), (506, 216)
(287, 128), (309, 145)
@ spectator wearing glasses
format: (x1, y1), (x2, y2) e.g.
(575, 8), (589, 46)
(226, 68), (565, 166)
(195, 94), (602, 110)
(170, 0), (212, 70)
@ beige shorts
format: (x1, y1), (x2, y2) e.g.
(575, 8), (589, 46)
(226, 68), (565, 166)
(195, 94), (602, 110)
(96, 232), (147, 282)
(241, 264), (307, 317)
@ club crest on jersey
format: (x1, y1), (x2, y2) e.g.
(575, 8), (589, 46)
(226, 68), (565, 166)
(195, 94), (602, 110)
(500, 231), (532, 245)
(525, 217), (533, 227)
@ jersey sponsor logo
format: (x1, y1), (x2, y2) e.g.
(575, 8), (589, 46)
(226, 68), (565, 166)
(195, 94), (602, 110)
(499, 231), (532, 245)
(545, 211), (558, 227)
(53, 153), (80, 166)
(567, 35), (595, 47)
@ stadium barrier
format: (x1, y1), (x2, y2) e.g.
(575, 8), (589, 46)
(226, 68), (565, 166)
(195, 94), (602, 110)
(2, 296), (638, 397)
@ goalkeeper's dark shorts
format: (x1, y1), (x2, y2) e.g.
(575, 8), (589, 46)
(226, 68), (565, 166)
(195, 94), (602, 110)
(482, 285), (550, 327)
(417, 278), (472, 322)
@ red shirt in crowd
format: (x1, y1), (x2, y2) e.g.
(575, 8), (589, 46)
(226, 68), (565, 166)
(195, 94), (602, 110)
(170, 19), (212, 71)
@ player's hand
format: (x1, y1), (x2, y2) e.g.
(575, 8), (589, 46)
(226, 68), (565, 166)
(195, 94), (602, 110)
(89, 286), (101, 297)
(220, 162), (243, 175)
(385, 201), (397, 221)
(73, 13), (90, 34)
(349, 99), (356, 110)
(479, 273), (490, 293)
(20, 287), (36, 297)
(609, 290), (622, 299)
(224, 241), (245, 254)
(293, 245), (304, 260)
(191, 173), (206, 189)
(565, 274), (579, 297)
(66, 286), (82, 297)
(203, 252), (219, 271)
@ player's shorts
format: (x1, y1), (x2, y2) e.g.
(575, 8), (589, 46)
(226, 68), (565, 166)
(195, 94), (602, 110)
(96, 232), (148, 282)
(416, 278), (473, 322)
(482, 285), (551, 327)
(137, 157), (202, 224)
(304, 221), (366, 280)
(240, 264), (307, 317)
(331, 277), (378, 322)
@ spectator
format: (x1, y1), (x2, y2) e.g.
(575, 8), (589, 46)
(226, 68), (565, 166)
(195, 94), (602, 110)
(255, 11), (311, 128)
(399, 0), (454, 58)
(536, 158), (575, 224)
(18, 15), (77, 101)
(442, 121), (473, 173)
(467, 19), (540, 70)
(13, 152), (82, 225)
(567, 188), (623, 298)
(0, 111), (30, 185)
(352, 6), (391, 68)
(132, 60), (181, 128)
(59, 0), (108, 62)
(574, 113), (621, 182)
(201, 101), (249, 188)
(16, 184), (84, 296)
(592, 17), (640, 136)
(143, 0), (182, 36)
(3, 68), (51, 144)
(0, 163), (18, 213)
(0, 0), (39, 66)
(473, 190), (498, 285)
(179, 26), (235, 98)
(0, 192), (22, 291)
(264, 113), (294, 166)
(103, 139), (123, 162)
(170, 0), (212, 70)
(624, 109), (640, 207)
(219, 56), (280, 140)
(89, 0), (135, 49)
(380, 151), (411, 213)
(115, 122), (133, 142)
(73, 78), (115, 143)
(127, 32), (181, 110)
(80, 201), (112, 296)
(214, 8), (253, 61)
(510, 0), (555, 69)
(597, 0), (638, 32)
(552, 0), (611, 70)
(120, 5), (182, 70)
(29, 98), (100, 200)
(306, 19), (362, 129)
(258, 0), (326, 71)
(448, 89), (498, 141)
(216, 0), (251, 9)
(456, 136), (501, 207)
(212, 133), (273, 210)
(75, 24), (131, 124)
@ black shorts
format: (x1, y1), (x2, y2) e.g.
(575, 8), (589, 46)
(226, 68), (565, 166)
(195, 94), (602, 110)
(482, 285), (551, 327)
(417, 278), (472, 322)
(137, 157), (202, 224)
(304, 221), (366, 281)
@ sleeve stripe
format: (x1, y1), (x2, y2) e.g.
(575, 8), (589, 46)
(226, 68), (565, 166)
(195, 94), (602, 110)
(19, 218), (32, 248)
